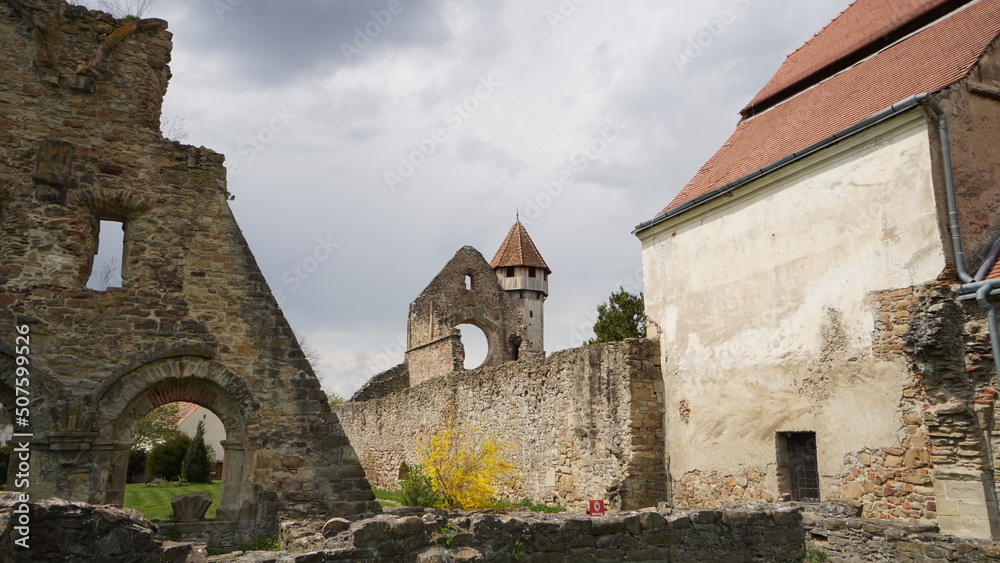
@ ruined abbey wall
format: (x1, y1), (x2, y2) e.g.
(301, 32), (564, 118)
(336, 339), (667, 511)
(0, 0), (377, 542)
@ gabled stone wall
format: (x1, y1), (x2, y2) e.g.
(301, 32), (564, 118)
(406, 246), (527, 385)
(0, 0), (377, 541)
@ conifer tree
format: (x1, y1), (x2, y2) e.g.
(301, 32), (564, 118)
(181, 420), (212, 483)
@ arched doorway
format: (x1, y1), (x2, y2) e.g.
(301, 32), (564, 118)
(93, 356), (258, 523)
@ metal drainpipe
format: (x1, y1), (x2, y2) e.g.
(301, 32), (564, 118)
(915, 93), (973, 283)
(919, 94), (1000, 378)
(977, 283), (1000, 379)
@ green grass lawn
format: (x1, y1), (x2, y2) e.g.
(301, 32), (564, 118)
(124, 481), (222, 521)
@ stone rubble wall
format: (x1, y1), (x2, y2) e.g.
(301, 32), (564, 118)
(804, 510), (1000, 562)
(336, 339), (666, 511)
(263, 506), (806, 563)
(0, 493), (205, 562)
(350, 362), (409, 403)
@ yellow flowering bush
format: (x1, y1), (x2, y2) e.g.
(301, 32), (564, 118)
(419, 421), (517, 509)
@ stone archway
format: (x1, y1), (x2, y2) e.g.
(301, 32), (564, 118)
(92, 355), (259, 523)
(454, 318), (502, 369)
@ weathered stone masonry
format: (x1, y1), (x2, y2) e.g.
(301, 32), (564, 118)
(337, 338), (667, 512)
(0, 0), (377, 546)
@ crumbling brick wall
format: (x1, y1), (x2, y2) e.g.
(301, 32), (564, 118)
(336, 339), (666, 511)
(0, 0), (377, 541)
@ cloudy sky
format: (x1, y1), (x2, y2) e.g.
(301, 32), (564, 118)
(87, 0), (853, 397)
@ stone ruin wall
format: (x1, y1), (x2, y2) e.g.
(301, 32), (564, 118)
(336, 338), (667, 512)
(405, 246), (528, 386)
(0, 0), (378, 543)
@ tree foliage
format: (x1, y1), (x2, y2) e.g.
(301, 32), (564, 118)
(419, 420), (516, 509)
(132, 402), (180, 452)
(327, 391), (345, 409)
(146, 434), (192, 481)
(181, 420), (213, 483)
(589, 287), (646, 343)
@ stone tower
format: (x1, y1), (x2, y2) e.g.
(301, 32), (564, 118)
(490, 221), (550, 357)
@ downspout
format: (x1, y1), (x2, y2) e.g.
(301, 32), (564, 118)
(978, 284), (1000, 375)
(929, 87), (1000, 378)
(915, 93), (973, 284)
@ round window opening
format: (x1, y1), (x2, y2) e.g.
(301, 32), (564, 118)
(456, 324), (489, 369)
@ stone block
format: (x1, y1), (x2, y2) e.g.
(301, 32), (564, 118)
(352, 520), (393, 547)
(323, 518), (352, 537)
(170, 492), (213, 522)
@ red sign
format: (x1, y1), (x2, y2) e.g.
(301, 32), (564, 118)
(588, 500), (605, 516)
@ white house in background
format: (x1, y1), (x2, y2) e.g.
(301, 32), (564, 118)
(635, 0), (1000, 540)
(175, 402), (225, 462)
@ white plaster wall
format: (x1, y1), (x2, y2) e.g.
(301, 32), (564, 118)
(639, 112), (945, 490)
(178, 406), (226, 462)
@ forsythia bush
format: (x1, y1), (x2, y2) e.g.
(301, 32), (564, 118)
(419, 421), (517, 509)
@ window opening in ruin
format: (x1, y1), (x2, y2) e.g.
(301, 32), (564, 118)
(530, 311), (534, 318)
(86, 220), (125, 290)
(506, 267), (515, 278)
(776, 431), (820, 502)
(455, 323), (489, 369)
(464, 275), (472, 291)
(528, 267), (536, 278)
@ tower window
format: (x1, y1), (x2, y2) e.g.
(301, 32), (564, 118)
(87, 219), (125, 291)
(505, 267), (515, 278)
(464, 275), (472, 291)
(528, 267), (536, 278)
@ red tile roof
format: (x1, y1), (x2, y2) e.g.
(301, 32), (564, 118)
(490, 221), (551, 273)
(175, 401), (199, 426)
(986, 255), (1000, 281)
(743, 0), (973, 116)
(661, 0), (1000, 216)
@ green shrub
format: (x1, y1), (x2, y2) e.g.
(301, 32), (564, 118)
(805, 547), (830, 563)
(242, 536), (279, 551)
(146, 434), (192, 480)
(400, 464), (443, 507)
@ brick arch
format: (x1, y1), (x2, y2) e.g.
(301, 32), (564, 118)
(92, 355), (258, 446)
